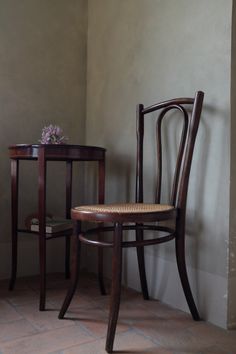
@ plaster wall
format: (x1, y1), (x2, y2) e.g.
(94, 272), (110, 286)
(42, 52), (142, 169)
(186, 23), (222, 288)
(229, 0), (236, 329)
(0, 0), (88, 278)
(86, 0), (232, 328)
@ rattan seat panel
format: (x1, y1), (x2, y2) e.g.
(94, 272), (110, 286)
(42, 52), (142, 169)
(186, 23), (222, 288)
(73, 203), (174, 214)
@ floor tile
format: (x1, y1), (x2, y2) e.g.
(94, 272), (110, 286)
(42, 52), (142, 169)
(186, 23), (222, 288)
(0, 273), (235, 354)
(0, 319), (37, 342)
(133, 316), (220, 352)
(65, 306), (129, 338)
(61, 330), (171, 354)
(6, 289), (39, 307)
(187, 322), (236, 353)
(0, 300), (22, 323)
(0, 325), (93, 354)
(15, 303), (75, 332)
(46, 288), (96, 311)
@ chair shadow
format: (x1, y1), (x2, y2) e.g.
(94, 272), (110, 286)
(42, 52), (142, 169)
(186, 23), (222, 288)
(148, 103), (228, 311)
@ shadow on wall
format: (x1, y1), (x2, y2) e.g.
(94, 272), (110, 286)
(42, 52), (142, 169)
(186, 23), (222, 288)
(84, 152), (134, 205)
(147, 103), (229, 306)
(106, 153), (134, 203)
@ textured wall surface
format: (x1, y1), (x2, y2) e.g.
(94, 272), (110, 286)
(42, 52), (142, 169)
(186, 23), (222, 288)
(229, 0), (236, 329)
(0, 0), (87, 277)
(86, 0), (232, 328)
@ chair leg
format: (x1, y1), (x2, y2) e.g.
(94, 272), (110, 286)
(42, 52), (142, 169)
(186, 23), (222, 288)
(98, 247), (106, 295)
(59, 221), (81, 319)
(175, 235), (200, 320)
(136, 226), (149, 300)
(105, 223), (123, 353)
(98, 224), (106, 295)
(65, 235), (70, 279)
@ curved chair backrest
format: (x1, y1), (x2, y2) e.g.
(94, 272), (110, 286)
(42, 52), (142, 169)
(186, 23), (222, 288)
(136, 91), (204, 213)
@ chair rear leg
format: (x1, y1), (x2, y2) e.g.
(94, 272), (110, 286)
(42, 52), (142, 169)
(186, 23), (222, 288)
(98, 247), (106, 295)
(105, 223), (123, 353)
(98, 225), (106, 295)
(136, 227), (149, 300)
(65, 235), (70, 279)
(175, 235), (200, 320)
(59, 221), (81, 319)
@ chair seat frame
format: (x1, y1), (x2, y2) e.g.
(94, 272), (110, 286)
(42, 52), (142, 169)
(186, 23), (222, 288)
(79, 223), (176, 248)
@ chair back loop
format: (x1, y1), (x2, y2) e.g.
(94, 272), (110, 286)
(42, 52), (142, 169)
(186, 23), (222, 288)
(136, 91), (204, 213)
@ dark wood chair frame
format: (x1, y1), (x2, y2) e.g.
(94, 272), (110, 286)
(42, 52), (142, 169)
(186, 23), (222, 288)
(58, 91), (204, 353)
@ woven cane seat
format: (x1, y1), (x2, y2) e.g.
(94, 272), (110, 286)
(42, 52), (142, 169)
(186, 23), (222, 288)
(73, 203), (174, 214)
(72, 203), (176, 223)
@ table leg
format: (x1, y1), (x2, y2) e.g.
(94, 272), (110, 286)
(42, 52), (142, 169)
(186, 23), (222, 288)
(58, 221), (81, 319)
(65, 161), (73, 279)
(9, 159), (19, 291)
(98, 159), (106, 295)
(38, 147), (47, 311)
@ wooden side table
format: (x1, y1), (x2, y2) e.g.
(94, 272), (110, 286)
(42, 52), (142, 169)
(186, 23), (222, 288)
(9, 144), (106, 310)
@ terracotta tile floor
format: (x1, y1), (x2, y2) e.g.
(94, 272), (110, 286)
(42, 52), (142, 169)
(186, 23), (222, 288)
(0, 273), (235, 354)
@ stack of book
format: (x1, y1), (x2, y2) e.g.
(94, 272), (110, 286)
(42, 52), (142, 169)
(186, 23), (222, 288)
(30, 217), (73, 233)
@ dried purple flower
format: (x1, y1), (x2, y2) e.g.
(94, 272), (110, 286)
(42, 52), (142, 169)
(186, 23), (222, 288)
(39, 125), (68, 144)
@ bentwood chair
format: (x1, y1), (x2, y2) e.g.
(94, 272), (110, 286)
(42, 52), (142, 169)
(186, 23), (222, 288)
(59, 91), (204, 353)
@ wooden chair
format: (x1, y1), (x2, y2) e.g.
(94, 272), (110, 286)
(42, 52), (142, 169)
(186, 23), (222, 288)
(58, 91), (204, 353)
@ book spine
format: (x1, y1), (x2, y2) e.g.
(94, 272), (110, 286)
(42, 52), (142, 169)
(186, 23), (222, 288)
(31, 225), (53, 233)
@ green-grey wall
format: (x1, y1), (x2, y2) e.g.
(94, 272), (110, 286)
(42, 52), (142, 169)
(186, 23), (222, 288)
(86, 0), (232, 328)
(0, 0), (88, 277)
(229, 0), (236, 329)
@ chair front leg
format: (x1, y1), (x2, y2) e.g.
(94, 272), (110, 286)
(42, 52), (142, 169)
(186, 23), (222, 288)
(58, 221), (81, 319)
(105, 222), (123, 353)
(136, 225), (149, 300)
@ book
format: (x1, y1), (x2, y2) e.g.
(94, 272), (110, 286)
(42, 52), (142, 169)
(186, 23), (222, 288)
(30, 217), (73, 233)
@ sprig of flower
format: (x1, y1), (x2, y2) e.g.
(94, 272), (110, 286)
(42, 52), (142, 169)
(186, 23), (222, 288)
(39, 125), (68, 144)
